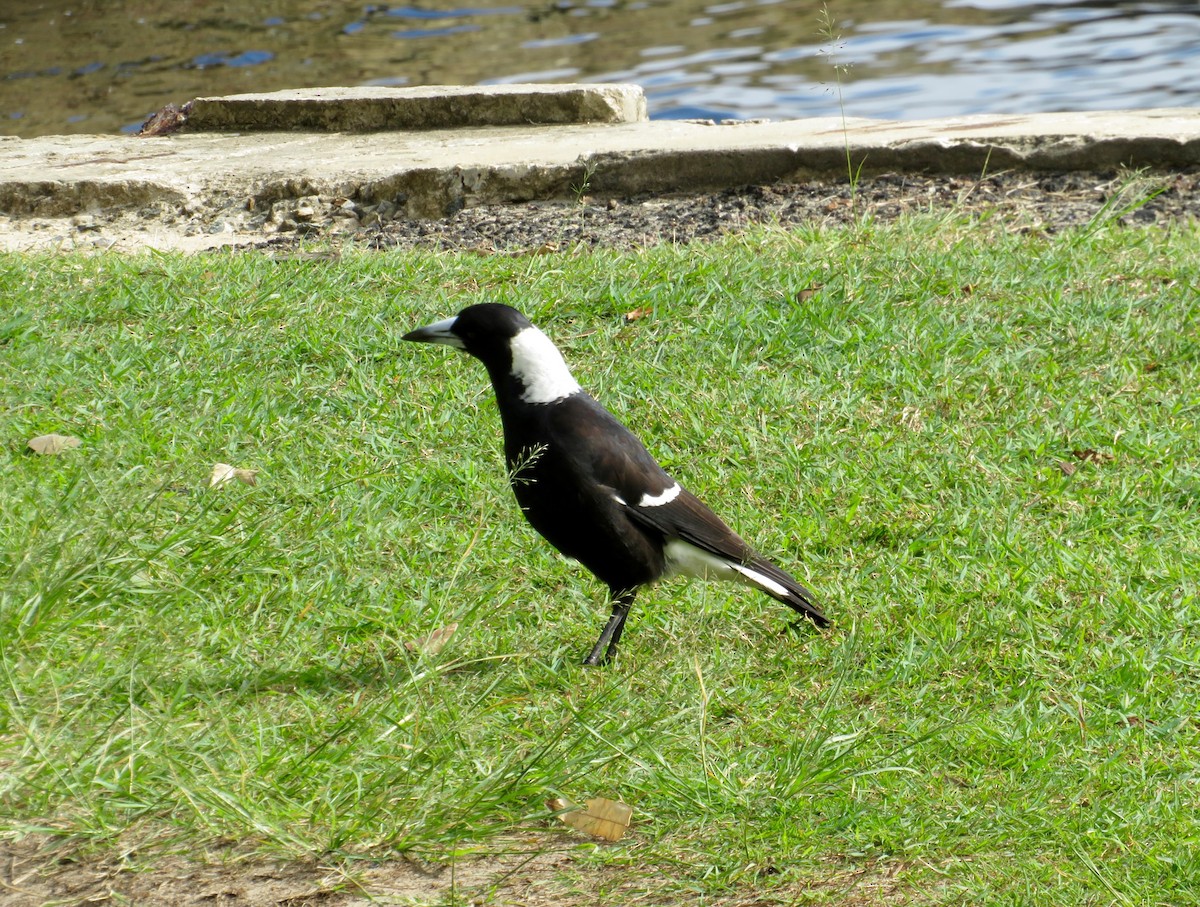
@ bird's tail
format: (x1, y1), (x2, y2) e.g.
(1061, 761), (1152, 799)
(732, 556), (829, 628)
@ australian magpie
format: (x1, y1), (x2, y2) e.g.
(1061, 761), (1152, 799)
(403, 303), (828, 665)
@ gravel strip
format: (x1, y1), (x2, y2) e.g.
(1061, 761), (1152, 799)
(5, 170), (1197, 254)
(348, 170), (1200, 253)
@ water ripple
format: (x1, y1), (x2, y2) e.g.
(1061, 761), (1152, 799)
(2, 0), (1200, 137)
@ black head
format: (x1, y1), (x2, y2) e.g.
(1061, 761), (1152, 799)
(404, 303), (582, 404)
(403, 303), (533, 366)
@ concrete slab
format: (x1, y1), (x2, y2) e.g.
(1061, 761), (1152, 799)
(0, 93), (1197, 251)
(184, 84), (648, 132)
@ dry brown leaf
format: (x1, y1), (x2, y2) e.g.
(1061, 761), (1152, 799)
(210, 463), (259, 488)
(546, 796), (632, 842)
(1072, 449), (1114, 465)
(404, 623), (458, 656)
(27, 433), (81, 455)
(624, 307), (652, 323)
(795, 284), (825, 303)
(1057, 461), (1078, 476)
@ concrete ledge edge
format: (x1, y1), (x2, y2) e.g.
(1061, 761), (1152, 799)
(1, 101), (1198, 250)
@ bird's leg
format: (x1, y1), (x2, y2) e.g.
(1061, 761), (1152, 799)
(582, 587), (637, 666)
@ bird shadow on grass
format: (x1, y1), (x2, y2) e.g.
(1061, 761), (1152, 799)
(161, 649), (528, 702)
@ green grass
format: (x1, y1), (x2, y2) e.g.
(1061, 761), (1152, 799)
(2, 213), (1199, 903)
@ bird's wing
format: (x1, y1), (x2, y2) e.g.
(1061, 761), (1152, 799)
(622, 486), (827, 626)
(549, 398), (828, 627)
(546, 394), (677, 500)
(623, 485), (754, 562)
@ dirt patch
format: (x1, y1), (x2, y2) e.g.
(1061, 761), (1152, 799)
(0, 833), (920, 906)
(2, 835), (591, 907)
(3, 169), (1196, 254)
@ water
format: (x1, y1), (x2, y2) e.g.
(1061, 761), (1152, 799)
(1, 0), (1198, 138)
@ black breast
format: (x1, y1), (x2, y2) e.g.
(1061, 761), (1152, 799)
(500, 395), (667, 591)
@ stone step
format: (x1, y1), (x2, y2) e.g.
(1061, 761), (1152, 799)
(1, 88), (1198, 251)
(184, 84), (648, 132)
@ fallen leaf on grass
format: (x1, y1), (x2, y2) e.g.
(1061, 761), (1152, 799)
(1057, 461), (1077, 476)
(403, 623), (458, 655)
(27, 433), (81, 455)
(210, 463), (259, 488)
(546, 796), (632, 842)
(795, 284), (825, 303)
(624, 307), (652, 323)
(1072, 449), (1114, 465)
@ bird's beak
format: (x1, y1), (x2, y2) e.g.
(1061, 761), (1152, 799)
(402, 315), (465, 350)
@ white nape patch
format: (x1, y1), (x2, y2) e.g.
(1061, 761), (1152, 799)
(509, 326), (582, 404)
(638, 483), (681, 508)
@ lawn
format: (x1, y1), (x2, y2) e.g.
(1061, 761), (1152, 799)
(2, 213), (1199, 904)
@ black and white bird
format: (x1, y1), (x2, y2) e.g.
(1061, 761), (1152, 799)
(403, 303), (828, 665)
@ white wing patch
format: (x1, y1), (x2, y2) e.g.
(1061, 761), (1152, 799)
(663, 539), (737, 582)
(730, 563), (790, 598)
(663, 539), (789, 597)
(509, 326), (582, 404)
(638, 483), (681, 508)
